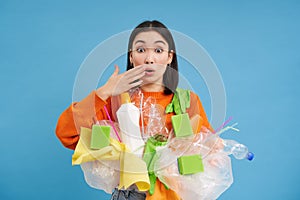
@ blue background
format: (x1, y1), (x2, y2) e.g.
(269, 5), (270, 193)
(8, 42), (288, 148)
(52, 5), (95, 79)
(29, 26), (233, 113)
(1, 0), (299, 199)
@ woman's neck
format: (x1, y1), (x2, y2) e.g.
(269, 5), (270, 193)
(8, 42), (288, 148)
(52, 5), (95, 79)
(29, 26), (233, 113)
(140, 83), (164, 92)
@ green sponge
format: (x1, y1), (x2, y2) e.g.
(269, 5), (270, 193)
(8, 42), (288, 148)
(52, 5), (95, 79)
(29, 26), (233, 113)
(177, 155), (204, 175)
(90, 125), (111, 150)
(171, 113), (193, 137)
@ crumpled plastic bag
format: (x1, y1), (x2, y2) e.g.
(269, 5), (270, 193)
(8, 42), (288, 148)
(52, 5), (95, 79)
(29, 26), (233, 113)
(76, 120), (150, 194)
(129, 88), (169, 139)
(154, 132), (233, 200)
(81, 160), (120, 194)
(78, 120), (121, 194)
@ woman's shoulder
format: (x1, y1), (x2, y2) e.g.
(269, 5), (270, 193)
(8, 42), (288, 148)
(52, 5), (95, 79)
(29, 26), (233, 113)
(189, 90), (202, 101)
(189, 90), (198, 97)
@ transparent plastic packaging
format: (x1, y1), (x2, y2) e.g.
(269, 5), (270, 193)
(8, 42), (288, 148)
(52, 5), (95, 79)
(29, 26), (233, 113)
(222, 139), (254, 160)
(129, 88), (169, 140)
(81, 160), (120, 194)
(78, 89), (254, 197)
(153, 130), (235, 200)
(80, 120), (121, 194)
(79, 91), (169, 194)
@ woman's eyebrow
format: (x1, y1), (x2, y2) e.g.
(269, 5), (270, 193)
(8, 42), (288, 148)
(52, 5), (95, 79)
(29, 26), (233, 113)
(154, 40), (166, 45)
(134, 40), (145, 44)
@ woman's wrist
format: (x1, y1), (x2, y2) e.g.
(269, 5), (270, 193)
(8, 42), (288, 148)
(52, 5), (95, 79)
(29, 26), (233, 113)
(96, 86), (111, 101)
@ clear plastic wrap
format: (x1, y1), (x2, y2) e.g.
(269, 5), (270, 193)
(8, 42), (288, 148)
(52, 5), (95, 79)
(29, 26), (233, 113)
(154, 131), (233, 200)
(81, 160), (120, 194)
(77, 90), (247, 197)
(144, 99), (168, 139)
(129, 88), (169, 140)
(79, 120), (121, 194)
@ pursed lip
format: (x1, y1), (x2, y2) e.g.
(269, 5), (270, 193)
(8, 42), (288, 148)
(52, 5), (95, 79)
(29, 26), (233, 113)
(145, 67), (155, 72)
(144, 67), (155, 76)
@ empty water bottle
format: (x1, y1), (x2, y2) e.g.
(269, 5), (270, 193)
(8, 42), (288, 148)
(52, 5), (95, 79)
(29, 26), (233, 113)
(222, 139), (254, 161)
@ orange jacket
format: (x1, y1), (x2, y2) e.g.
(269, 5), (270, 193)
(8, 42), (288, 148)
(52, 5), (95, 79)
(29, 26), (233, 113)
(56, 89), (211, 199)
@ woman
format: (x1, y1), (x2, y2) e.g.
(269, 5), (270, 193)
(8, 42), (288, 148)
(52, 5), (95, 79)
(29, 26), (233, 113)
(56, 20), (212, 200)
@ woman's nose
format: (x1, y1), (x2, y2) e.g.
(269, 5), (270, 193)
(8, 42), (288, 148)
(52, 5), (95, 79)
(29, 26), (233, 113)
(145, 55), (154, 64)
(145, 60), (154, 64)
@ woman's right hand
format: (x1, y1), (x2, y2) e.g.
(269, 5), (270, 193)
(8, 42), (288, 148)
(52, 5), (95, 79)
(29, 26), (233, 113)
(96, 64), (145, 100)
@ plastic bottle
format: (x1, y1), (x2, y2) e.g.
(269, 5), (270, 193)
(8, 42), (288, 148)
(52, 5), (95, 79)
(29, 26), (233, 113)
(116, 93), (145, 158)
(222, 139), (254, 161)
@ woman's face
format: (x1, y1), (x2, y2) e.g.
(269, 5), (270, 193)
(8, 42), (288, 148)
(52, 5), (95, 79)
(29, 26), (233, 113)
(130, 31), (173, 86)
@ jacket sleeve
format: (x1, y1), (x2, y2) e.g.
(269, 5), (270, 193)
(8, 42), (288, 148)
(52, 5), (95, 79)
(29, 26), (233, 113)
(55, 91), (111, 150)
(186, 91), (213, 133)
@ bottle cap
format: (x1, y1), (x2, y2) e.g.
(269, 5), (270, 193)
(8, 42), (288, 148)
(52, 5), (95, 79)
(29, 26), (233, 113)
(121, 93), (131, 104)
(247, 152), (254, 161)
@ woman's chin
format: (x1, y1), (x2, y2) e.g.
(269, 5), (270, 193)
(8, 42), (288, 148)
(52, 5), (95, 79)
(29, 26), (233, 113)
(140, 80), (165, 91)
(141, 77), (162, 85)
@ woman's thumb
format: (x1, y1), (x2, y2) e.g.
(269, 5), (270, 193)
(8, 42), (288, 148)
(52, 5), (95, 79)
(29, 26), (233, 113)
(113, 65), (119, 76)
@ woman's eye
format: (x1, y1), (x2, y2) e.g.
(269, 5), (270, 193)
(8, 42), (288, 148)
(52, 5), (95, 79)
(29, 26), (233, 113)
(136, 47), (145, 53)
(155, 48), (164, 53)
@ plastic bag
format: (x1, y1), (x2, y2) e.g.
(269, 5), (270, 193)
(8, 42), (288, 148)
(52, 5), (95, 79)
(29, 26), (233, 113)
(81, 160), (120, 194)
(80, 120), (121, 194)
(154, 132), (233, 200)
(129, 88), (169, 139)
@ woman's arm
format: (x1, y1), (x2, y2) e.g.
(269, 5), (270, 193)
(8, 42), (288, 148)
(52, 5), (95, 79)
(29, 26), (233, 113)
(56, 65), (145, 150)
(55, 91), (110, 150)
(187, 92), (213, 133)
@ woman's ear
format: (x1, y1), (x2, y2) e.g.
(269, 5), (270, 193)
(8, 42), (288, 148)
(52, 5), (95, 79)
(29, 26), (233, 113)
(130, 52), (133, 64)
(167, 52), (174, 64)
